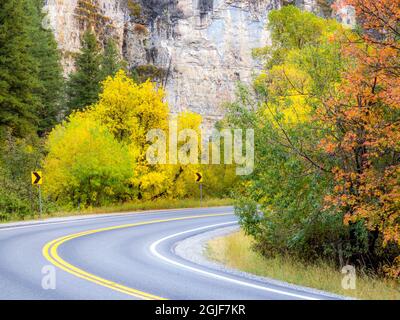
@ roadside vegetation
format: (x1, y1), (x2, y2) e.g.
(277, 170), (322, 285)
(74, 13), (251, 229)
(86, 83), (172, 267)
(1, 0), (399, 289)
(0, 0), (236, 222)
(223, 2), (400, 284)
(207, 231), (400, 300)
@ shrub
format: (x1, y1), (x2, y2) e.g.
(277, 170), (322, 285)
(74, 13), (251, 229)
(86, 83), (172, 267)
(43, 111), (133, 208)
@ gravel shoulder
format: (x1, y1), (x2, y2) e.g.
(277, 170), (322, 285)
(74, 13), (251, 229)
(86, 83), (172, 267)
(173, 225), (352, 300)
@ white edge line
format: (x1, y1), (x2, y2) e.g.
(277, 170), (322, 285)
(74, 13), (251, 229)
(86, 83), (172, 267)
(149, 222), (320, 301)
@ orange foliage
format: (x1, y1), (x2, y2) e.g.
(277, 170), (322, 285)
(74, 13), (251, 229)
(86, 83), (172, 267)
(323, 0), (400, 277)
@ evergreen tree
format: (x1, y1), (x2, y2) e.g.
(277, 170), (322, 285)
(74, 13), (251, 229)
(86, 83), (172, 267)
(0, 0), (40, 138)
(101, 37), (126, 79)
(25, 0), (64, 135)
(66, 30), (103, 112)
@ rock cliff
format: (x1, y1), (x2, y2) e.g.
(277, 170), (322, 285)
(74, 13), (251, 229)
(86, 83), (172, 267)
(45, 0), (328, 128)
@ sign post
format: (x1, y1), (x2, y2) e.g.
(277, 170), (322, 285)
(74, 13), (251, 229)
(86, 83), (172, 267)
(38, 185), (43, 219)
(31, 171), (43, 219)
(200, 183), (203, 208)
(195, 172), (203, 207)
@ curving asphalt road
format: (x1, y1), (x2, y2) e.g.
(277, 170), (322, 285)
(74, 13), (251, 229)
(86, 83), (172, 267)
(0, 207), (339, 300)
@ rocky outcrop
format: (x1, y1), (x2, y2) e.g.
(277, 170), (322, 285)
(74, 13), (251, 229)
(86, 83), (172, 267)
(45, 0), (128, 74)
(45, 0), (328, 129)
(132, 0), (278, 129)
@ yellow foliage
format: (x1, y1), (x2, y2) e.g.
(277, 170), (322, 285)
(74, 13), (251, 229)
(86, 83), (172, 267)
(91, 70), (169, 143)
(165, 111), (203, 198)
(87, 70), (172, 199)
(43, 111), (133, 207)
(258, 64), (312, 126)
(44, 70), (236, 204)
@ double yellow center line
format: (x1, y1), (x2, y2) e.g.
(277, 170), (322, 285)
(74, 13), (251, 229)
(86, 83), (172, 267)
(42, 213), (232, 300)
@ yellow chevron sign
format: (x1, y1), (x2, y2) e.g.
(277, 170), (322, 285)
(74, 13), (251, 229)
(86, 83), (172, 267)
(31, 171), (43, 185)
(195, 172), (203, 183)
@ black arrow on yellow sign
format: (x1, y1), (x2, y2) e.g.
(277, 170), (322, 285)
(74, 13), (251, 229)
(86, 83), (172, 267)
(31, 171), (43, 185)
(195, 172), (203, 183)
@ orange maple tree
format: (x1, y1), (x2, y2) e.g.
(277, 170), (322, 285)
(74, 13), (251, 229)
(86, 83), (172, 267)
(321, 0), (400, 277)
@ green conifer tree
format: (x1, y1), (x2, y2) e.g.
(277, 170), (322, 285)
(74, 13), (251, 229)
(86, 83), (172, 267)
(26, 0), (64, 135)
(66, 30), (103, 112)
(101, 37), (126, 79)
(0, 0), (40, 138)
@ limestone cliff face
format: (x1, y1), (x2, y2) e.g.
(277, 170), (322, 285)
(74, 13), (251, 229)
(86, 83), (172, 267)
(45, 0), (323, 128)
(45, 0), (128, 74)
(133, 0), (278, 128)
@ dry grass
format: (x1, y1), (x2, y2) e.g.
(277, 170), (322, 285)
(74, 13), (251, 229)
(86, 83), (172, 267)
(2, 198), (233, 223)
(206, 230), (400, 300)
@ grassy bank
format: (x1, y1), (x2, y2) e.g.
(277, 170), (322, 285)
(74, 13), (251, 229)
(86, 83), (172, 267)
(1, 198), (233, 223)
(206, 230), (400, 300)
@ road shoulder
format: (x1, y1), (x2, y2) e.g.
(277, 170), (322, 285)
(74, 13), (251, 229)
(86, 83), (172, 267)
(173, 225), (351, 300)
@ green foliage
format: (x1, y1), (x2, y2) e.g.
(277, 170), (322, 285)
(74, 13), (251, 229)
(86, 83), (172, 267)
(45, 71), (171, 206)
(0, 1), (234, 220)
(0, 0), (64, 138)
(127, 0), (142, 19)
(66, 31), (103, 112)
(25, 0), (64, 135)
(0, 0), (40, 138)
(202, 164), (237, 198)
(0, 0), (65, 220)
(254, 5), (338, 69)
(67, 31), (130, 113)
(101, 38), (127, 79)
(229, 6), (366, 264)
(0, 130), (44, 219)
(131, 64), (166, 83)
(43, 111), (133, 208)
(45, 71), (236, 207)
